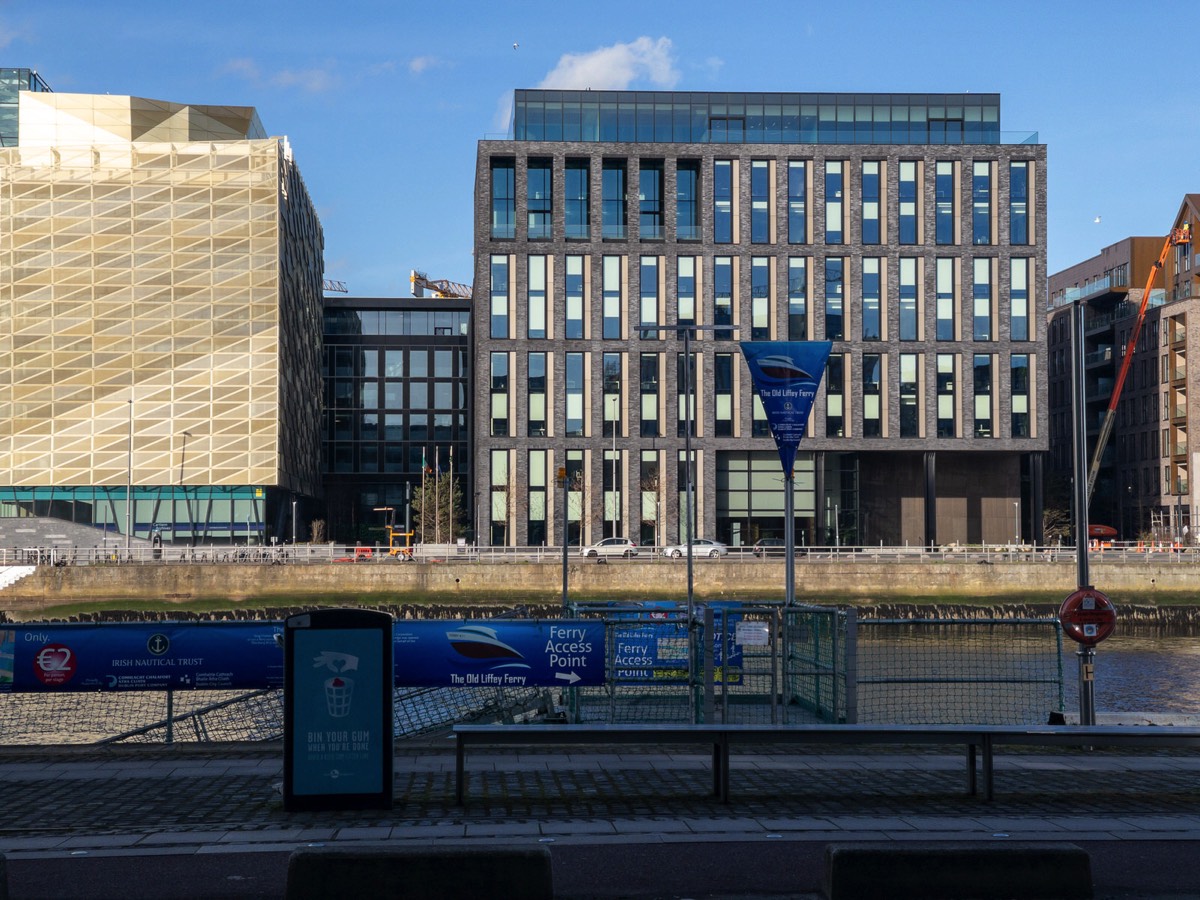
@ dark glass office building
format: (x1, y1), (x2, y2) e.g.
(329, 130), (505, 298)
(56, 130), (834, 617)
(322, 297), (471, 543)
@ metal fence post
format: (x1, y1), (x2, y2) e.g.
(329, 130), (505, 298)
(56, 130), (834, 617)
(165, 688), (175, 744)
(702, 607), (715, 724)
(843, 608), (858, 724)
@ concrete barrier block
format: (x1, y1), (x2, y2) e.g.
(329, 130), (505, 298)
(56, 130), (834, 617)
(824, 842), (1092, 900)
(285, 844), (553, 900)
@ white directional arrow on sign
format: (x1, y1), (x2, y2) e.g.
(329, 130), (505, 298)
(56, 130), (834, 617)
(555, 671), (582, 685)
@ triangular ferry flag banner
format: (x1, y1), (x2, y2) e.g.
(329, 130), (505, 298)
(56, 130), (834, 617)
(740, 341), (833, 476)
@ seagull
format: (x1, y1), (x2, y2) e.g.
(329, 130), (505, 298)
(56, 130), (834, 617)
(513, 42), (519, 50)
(1094, 216), (1102, 224)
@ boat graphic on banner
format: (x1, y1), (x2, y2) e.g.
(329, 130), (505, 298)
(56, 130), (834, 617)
(739, 341), (832, 475)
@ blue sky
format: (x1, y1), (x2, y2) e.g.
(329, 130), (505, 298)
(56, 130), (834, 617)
(3, 0), (1196, 296)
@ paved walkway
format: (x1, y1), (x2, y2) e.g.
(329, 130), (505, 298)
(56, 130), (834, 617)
(2, 741), (1200, 897)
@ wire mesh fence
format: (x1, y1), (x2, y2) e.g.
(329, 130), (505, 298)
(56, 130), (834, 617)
(0, 607), (1067, 744)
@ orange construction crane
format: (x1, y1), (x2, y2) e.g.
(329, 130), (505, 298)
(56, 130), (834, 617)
(410, 269), (471, 299)
(1086, 223), (1191, 503)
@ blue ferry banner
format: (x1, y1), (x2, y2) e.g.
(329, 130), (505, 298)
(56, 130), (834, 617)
(611, 604), (744, 685)
(1, 622), (284, 693)
(740, 341), (832, 475)
(392, 620), (606, 688)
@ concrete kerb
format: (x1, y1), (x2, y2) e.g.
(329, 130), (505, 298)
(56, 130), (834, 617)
(284, 843), (553, 900)
(823, 841), (1093, 900)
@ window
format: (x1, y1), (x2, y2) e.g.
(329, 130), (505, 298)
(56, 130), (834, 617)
(973, 354), (993, 437)
(826, 355), (844, 437)
(1010, 258), (1029, 341)
(752, 394), (770, 437)
(751, 160), (770, 243)
(861, 161), (881, 244)
(528, 352), (546, 437)
(898, 161), (918, 244)
(603, 256), (622, 339)
(935, 161), (955, 244)
(1010, 161), (1029, 245)
(788, 257), (808, 340)
(937, 354), (956, 438)
(565, 352), (584, 436)
(640, 352), (660, 437)
(714, 159), (733, 243)
(677, 256), (696, 328)
(899, 258), (919, 341)
(640, 450), (659, 546)
(603, 444), (622, 538)
(490, 158), (515, 239)
(936, 258), (955, 341)
(603, 352), (622, 438)
(1011, 354), (1030, 438)
(565, 255), (584, 339)
(528, 450), (547, 545)
(900, 353), (920, 437)
(861, 257), (881, 341)
(751, 257), (770, 340)
(676, 160), (700, 240)
(973, 258), (992, 341)
(639, 159), (664, 239)
(565, 159), (590, 240)
(825, 161), (844, 244)
(787, 160), (807, 243)
(714, 256), (733, 340)
(972, 161), (991, 245)
(489, 450), (508, 545)
(715, 353), (734, 436)
(602, 159), (626, 239)
(566, 449), (584, 544)
(490, 352), (508, 436)
(863, 354), (882, 437)
(824, 257), (844, 340)
(490, 254), (509, 339)
(640, 256), (659, 340)
(528, 158), (552, 240)
(677, 351), (696, 437)
(527, 255), (546, 339)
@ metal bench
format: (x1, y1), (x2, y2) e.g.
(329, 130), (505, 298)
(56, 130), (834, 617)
(453, 723), (1200, 804)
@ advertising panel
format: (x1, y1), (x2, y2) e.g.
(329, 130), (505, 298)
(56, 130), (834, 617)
(2, 623), (283, 693)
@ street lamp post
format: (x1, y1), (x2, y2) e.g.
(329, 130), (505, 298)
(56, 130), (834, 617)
(292, 497), (298, 545)
(1014, 500), (1020, 545)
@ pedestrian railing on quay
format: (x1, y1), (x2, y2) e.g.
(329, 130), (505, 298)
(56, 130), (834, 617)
(3, 541), (1198, 567)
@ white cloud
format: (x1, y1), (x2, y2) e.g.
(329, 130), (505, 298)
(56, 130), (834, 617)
(220, 58), (337, 94)
(408, 56), (439, 75)
(492, 91), (515, 136)
(702, 56), (724, 80)
(538, 37), (679, 91)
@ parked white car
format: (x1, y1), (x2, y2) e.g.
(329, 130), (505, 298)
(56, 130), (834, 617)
(660, 538), (728, 559)
(580, 537), (639, 558)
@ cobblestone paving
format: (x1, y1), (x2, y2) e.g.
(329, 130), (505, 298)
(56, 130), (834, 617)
(1, 744), (1198, 839)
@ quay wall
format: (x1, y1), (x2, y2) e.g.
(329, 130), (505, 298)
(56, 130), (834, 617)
(3, 556), (1200, 616)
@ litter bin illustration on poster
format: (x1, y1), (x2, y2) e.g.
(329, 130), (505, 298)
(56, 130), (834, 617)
(283, 608), (393, 811)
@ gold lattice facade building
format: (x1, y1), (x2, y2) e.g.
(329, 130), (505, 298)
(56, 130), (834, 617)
(0, 92), (324, 544)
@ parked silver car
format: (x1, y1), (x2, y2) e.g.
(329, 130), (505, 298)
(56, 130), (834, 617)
(660, 538), (728, 559)
(580, 537), (639, 558)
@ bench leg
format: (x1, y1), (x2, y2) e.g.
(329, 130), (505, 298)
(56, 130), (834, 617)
(455, 737), (465, 805)
(983, 735), (994, 801)
(967, 743), (977, 796)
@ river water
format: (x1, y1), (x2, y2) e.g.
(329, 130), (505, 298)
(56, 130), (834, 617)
(1066, 630), (1200, 717)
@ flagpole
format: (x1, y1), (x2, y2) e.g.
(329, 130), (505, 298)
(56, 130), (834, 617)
(449, 445), (455, 542)
(435, 446), (441, 545)
(421, 447), (427, 545)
